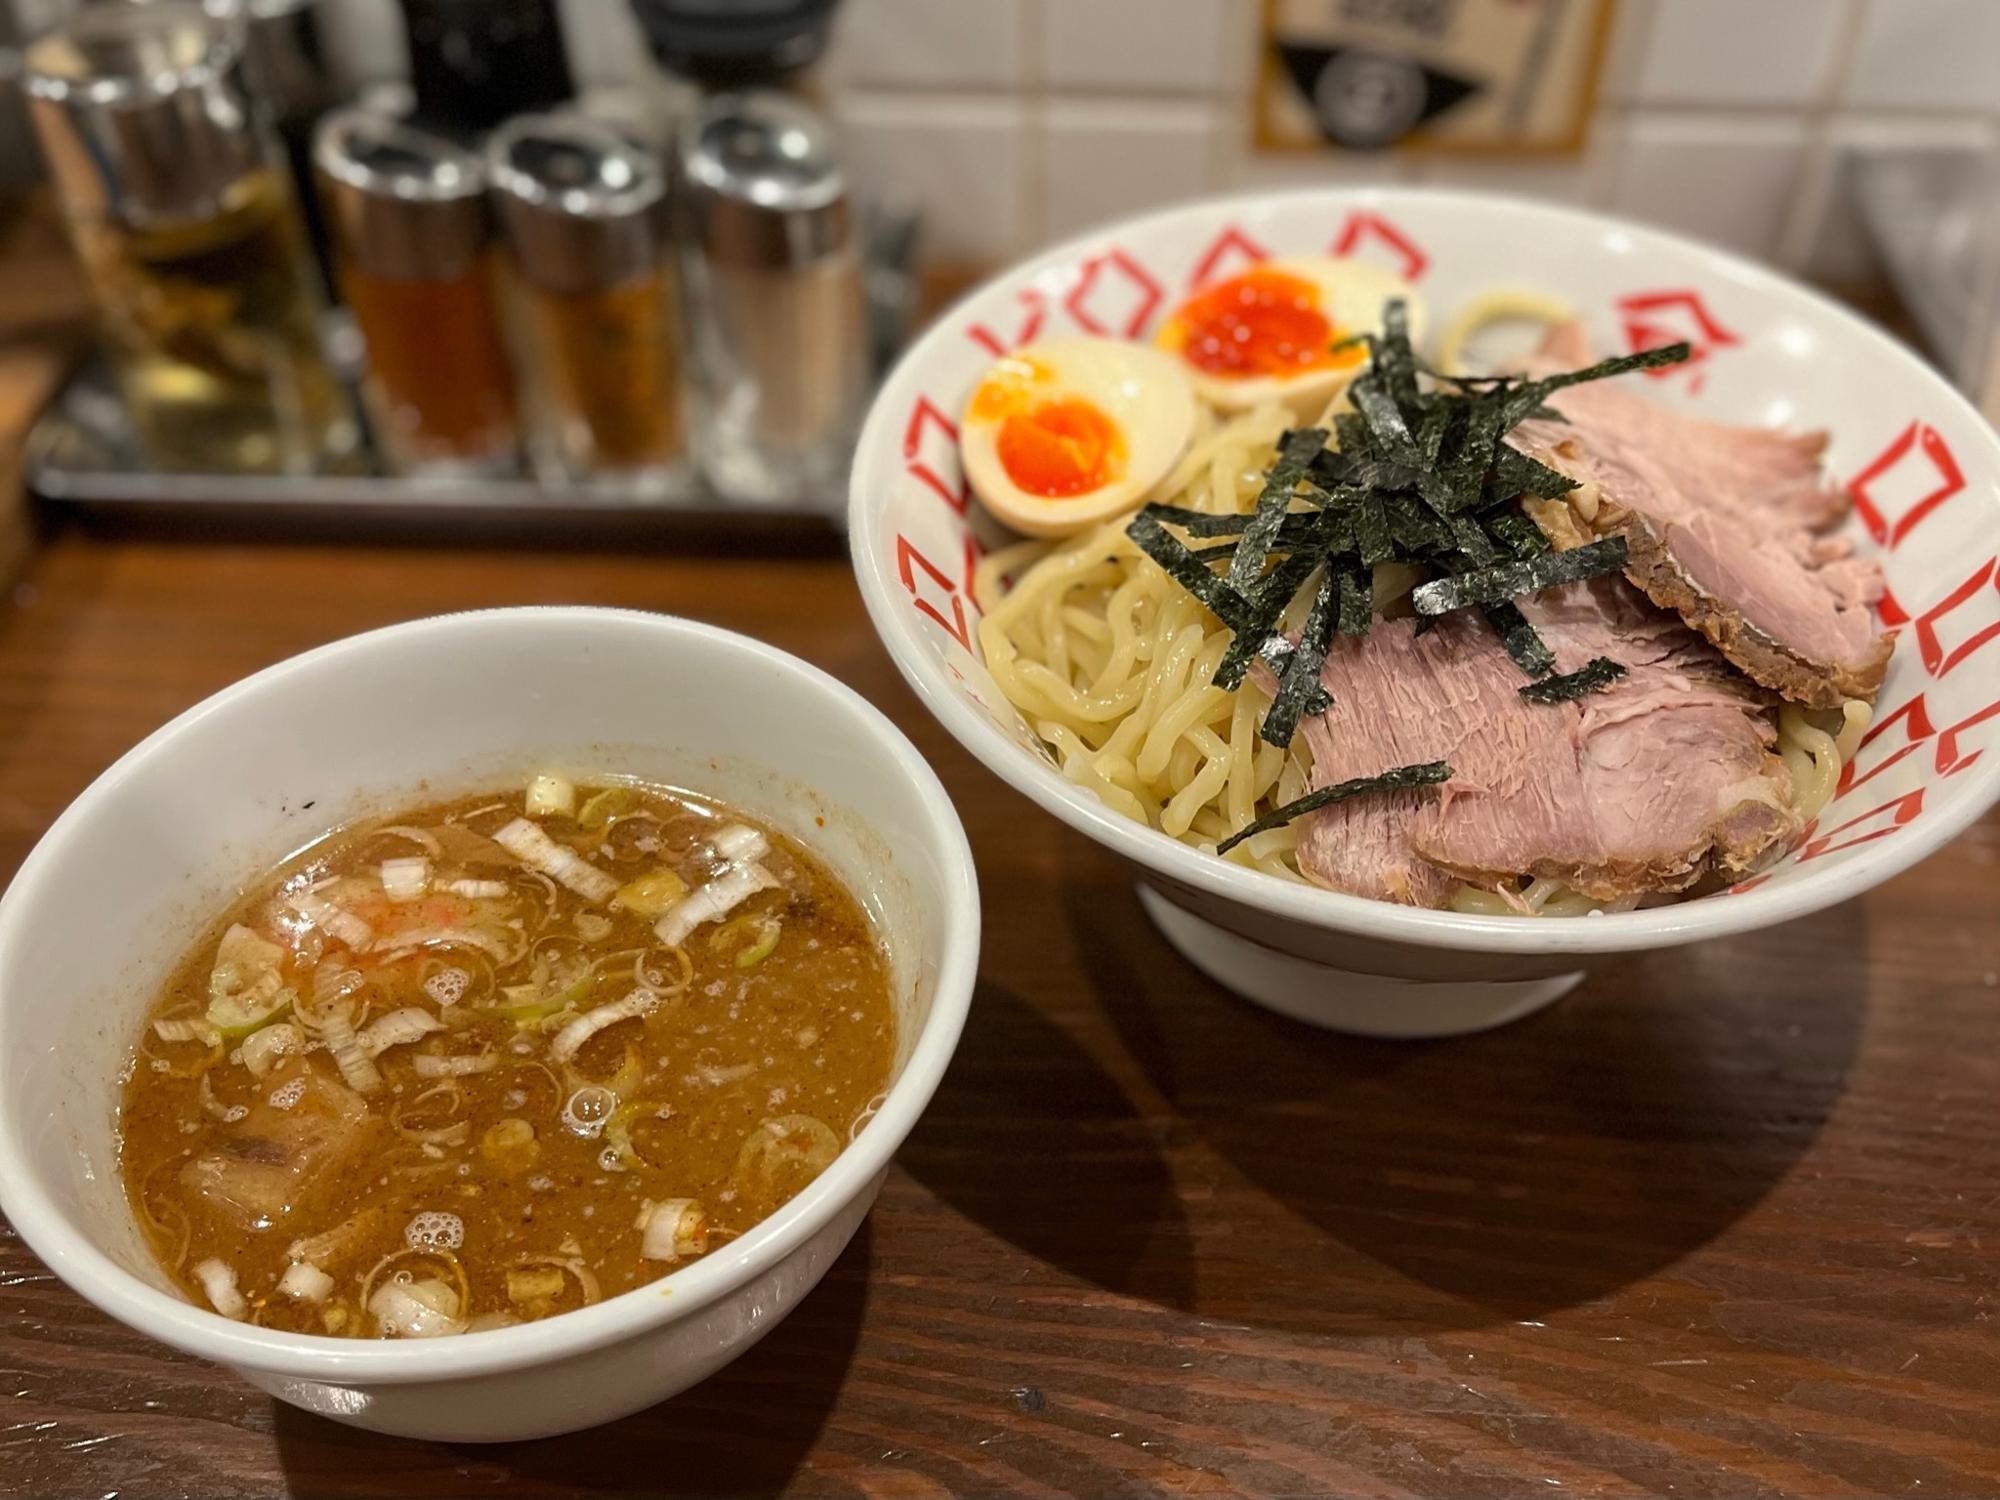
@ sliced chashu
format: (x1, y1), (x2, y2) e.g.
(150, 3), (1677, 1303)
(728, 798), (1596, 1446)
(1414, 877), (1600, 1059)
(1509, 322), (1891, 709)
(1294, 577), (1798, 906)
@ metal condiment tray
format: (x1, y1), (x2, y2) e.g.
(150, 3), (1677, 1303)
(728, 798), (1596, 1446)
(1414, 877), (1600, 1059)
(26, 355), (841, 526)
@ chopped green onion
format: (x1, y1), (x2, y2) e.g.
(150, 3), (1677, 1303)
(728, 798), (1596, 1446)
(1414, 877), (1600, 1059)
(577, 785), (641, 830)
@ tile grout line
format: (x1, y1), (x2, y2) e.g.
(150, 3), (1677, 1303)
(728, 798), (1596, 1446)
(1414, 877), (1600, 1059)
(1020, 0), (1047, 256)
(1775, 0), (1874, 273)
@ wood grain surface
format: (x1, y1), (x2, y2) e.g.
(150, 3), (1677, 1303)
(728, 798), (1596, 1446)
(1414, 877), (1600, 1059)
(2, 525), (1999, 1499)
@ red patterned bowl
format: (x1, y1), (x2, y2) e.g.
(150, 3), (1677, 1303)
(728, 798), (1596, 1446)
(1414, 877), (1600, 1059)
(849, 188), (2000, 1037)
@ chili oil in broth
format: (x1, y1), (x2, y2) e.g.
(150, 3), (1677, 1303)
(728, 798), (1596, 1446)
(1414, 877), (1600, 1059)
(118, 779), (895, 1338)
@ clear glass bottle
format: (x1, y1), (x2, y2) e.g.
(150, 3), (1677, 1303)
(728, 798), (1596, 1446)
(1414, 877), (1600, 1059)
(316, 109), (519, 477)
(21, 2), (354, 475)
(487, 112), (687, 490)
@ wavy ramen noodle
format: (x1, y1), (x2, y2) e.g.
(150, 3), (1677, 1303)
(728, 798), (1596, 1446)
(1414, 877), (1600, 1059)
(976, 400), (1870, 915)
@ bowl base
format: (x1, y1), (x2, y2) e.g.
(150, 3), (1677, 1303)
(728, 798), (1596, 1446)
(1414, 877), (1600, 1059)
(1136, 884), (1583, 1039)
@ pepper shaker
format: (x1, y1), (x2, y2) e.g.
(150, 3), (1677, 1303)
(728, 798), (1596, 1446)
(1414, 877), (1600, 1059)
(487, 112), (686, 489)
(678, 91), (866, 507)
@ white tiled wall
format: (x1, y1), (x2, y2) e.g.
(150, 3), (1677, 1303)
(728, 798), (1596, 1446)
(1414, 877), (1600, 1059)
(1844, 0), (2000, 111)
(1038, 0), (1235, 96)
(822, 0), (1028, 92)
(1626, 0), (1847, 108)
(796, 0), (1996, 289)
(311, 0), (1997, 292)
(1040, 100), (1220, 242)
(1607, 115), (1812, 260)
(835, 93), (1032, 259)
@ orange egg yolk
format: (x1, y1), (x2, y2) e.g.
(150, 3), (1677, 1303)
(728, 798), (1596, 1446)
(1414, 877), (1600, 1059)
(994, 398), (1126, 498)
(1163, 267), (1366, 379)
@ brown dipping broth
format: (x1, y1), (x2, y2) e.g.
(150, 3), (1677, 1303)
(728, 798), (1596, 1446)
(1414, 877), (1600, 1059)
(118, 781), (895, 1337)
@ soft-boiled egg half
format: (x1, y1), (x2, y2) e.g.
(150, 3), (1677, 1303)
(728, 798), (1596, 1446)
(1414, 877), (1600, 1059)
(960, 337), (1198, 538)
(1154, 257), (1424, 420)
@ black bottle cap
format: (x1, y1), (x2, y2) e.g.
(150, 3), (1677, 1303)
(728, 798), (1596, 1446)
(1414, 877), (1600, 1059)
(626, 0), (842, 88)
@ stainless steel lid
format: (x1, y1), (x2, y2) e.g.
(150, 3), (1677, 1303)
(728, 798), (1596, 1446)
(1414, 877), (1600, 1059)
(486, 111), (666, 296)
(681, 91), (849, 269)
(22, 2), (269, 228)
(315, 107), (490, 281)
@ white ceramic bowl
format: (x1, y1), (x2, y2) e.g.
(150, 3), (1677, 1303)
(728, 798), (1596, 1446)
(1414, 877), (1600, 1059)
(851, 187), (2000, 1038)
(0, 607), (978, 1441)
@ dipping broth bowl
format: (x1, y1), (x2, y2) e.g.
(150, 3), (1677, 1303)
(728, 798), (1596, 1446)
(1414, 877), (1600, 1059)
(0, 607), (979, 1440)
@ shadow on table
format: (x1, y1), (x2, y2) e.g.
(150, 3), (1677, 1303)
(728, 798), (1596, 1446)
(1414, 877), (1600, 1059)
(898, 980), (1196, 1310)
(271, 1218), (874, 1499)
(1064, 865), (1868, 1336)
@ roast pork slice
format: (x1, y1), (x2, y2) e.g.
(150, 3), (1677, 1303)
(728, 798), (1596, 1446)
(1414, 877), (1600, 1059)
(180, 1059), (376, 1232)
(1509, 324), (1891, 709)
(1294, 579), (1798, 906)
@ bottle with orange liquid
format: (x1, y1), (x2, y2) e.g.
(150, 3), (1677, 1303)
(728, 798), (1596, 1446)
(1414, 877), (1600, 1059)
(316, 110), (519, 477)
(487, 113), (687, 491)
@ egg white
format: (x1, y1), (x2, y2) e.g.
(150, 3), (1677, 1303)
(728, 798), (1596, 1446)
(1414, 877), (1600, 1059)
(1157, 256), (1425, 421)
(960, 337), (1198, 539)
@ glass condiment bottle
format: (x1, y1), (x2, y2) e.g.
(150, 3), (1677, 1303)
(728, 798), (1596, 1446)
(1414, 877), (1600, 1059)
(315, 109), (518, 477)
(21, 2), (353, 476)
(487, 112), (686, 490)
(679, 91), (866, 507)
(230, 0), (344, 300)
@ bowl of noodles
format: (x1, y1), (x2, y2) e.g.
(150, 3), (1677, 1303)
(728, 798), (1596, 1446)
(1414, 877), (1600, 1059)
(849, 187), (2000, 1037)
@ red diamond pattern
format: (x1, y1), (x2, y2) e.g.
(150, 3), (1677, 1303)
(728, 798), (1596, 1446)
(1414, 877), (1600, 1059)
(1937, 697), (2000, 779)
(1846, 421), (1965, 551)
(962, 532), (985, 614)
(1894, 556), (2000, 678)
(1837, 693), (1936, 799)
(1616, 289), (1740, 389)
(966, 288), (1048, 358)
(1063, 248), (1164, 338)
(1187, 224), (1272, 289)
(903, 396), (967, 516)
(896, 534), (970, 651)
(1329, 211), (1428, 281)
(1796, 789), (1925, 862)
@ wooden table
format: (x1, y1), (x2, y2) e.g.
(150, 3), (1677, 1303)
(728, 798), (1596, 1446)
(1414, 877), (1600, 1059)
(3, 521), (1999, 1499)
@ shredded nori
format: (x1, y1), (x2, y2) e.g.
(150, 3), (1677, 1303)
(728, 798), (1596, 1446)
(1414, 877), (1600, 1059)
(1261, 570), (1341, 749)
(1122, 303), (1688, 754)
(1491, 442), (1578, 501)
(1214, 761), (1454, 855)
(1482, 601), (1557, 677)
(1486, 507), (1552, 559)
(1410, 536), (1631, 616)
(1336, 567), (1373, 636)
(1213, 547), (1325, 689)
(1518, 655), (1628, 704)
(1227, 426), (1326, 596)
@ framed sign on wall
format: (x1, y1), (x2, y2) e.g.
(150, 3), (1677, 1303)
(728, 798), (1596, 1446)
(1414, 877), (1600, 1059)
(1255, 0), (1616, 155)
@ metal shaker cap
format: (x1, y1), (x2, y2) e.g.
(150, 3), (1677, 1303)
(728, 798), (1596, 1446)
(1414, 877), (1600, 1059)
(315, 108), (490, 281)
(486, 112), (666, 296)
(681, 91), (849, 269)
(21, 2), (266, 228)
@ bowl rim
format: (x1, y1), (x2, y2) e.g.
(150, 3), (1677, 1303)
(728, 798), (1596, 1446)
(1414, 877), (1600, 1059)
(0, 605), (981, 1383)
(850, 183), (2000, 958)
